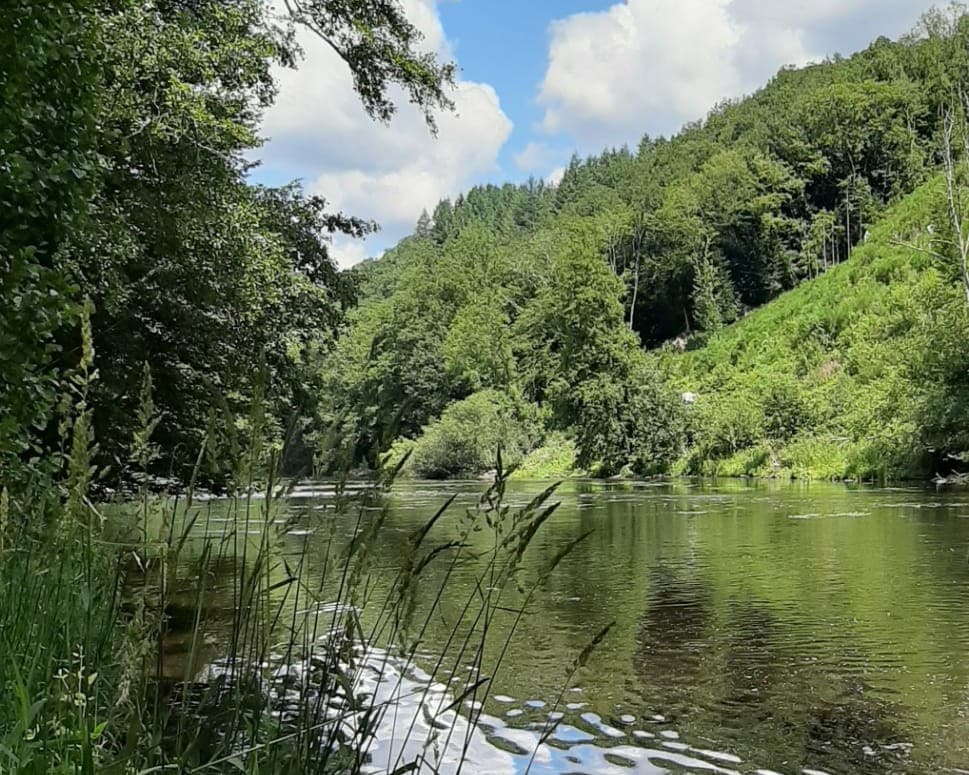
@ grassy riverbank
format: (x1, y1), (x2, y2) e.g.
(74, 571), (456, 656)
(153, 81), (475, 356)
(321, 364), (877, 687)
(1, 445), (584, 772)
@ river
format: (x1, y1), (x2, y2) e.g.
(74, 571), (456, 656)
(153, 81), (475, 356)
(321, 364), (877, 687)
(161, 479), (969, 774)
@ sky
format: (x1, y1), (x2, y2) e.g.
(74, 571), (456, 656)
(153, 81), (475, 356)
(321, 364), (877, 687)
(251, 0), (942, 268)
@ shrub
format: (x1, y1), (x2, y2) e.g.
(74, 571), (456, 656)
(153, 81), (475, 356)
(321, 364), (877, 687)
(408, 390), (540, 478)
(572, 363), (685, 477)
(512, 432), (579, 480)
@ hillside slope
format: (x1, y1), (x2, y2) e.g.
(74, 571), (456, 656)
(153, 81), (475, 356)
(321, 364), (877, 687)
(320, 13), (969, 480)
(664, 178), (969, 481)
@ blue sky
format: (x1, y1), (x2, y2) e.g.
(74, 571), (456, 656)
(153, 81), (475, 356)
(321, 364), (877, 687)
(436, 0), (616, 184)
(253, 0), (942, 266)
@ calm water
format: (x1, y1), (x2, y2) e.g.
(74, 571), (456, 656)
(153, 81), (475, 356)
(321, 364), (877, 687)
(165, 480), (969, 774)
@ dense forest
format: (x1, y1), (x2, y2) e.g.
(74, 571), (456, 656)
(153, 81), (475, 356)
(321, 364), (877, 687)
(319, 7), (969, 482)
(1, 0), (456, 499)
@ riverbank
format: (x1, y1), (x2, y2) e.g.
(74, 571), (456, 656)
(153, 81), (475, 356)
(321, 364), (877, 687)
(0, 464), (576, 772)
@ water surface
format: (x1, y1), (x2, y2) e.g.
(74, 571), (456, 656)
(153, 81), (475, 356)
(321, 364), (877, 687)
(167, 479), (969, 774)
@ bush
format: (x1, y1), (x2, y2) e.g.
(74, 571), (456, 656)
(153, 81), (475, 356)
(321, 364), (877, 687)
(573, 363), (685, 477)
(512, 432), (579, 480)
(408, 390), (540, 479)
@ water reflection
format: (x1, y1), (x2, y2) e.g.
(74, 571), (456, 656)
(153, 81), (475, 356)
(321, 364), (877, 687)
(161, 480), (969, 774)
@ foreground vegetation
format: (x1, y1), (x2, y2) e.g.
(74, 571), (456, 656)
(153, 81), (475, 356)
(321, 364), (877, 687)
(1, 383), (587, 772)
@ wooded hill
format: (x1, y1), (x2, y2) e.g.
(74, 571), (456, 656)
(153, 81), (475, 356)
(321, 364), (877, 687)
(320, 8), (969, 481)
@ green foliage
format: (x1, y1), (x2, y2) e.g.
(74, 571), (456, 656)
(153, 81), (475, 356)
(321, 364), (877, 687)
(0, 0), (457, 490)
(74, 2), (359, 481)
(0, 1), (100, 488)
(406, 390), (540, 479)
(321, 10), (969, 481)
(515, 232), (631, 411)
(511, 432), (579, 480)
(443, 302), (515, 392)
(571, 363), (684, 476)
(327, 210), (687, 478)
(668, 176), (969, 480)
(284, 0), (457, 130)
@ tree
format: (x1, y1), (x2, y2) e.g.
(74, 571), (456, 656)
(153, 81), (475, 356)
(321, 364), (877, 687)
(415, 209), (432, 239)
(314, 12), (969, 480)
(282, 0), (456, 130)
(692, 248), (738, 335)
(515, 233), (682, 473)
(37, 0), (457, 480)
(0, 1), (101, 489)
(443, 303), (515, 393)
(406, 390), (538, 478)
(940, 89), (969, 304)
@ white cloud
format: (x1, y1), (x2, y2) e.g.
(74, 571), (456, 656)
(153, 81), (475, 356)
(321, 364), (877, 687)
(307, 81), (511, 228)
(514, 141), (554, 172)
(258, 0), (512, 266)
(537, 0), (937, 151)
(538, 0), (762, 145)
(546, 166), (566, 187)
(328, 238), (373, 271)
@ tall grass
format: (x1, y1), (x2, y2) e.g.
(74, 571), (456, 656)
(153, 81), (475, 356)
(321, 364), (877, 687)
(0, 347), (595, 772)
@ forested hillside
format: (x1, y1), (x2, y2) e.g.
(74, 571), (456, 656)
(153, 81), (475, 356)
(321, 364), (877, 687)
(318, 8), (969, 481)
(667, 176), (969, 480)
(6, 3), (969, 490)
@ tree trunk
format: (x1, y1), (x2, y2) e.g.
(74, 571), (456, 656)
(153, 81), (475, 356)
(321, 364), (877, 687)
(629, 226), (642, 332)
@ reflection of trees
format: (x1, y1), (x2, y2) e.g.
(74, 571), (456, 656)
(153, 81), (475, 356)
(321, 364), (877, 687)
(633, 567), (715, 721)
(717, 600), (781, 719)
(632, 573), (919, 773)
(130, 552), (247, 682)
(146, 482), (963, 773)
(799, 678), (915, 775)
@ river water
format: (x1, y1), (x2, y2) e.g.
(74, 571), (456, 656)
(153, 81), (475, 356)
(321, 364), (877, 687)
(164, 479), (969, 774)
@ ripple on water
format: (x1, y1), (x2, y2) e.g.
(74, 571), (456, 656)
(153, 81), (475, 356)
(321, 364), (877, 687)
(548, 723), (597, 745)
(243, 641), (773, 775)
(187, 480), (969, 773)
(579, 712), (626, 739)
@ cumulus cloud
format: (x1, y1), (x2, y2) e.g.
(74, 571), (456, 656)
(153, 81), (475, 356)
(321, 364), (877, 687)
(258, 0), (512, 266)
(514, 141), (554, 172)
(307, 81), (511, 228)
(546, 166), (566, 187)
(328, 238), (374, 271)
(537, 0), (937, 150)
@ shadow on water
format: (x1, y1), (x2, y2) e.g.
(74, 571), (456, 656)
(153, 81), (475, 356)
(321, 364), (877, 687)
(632, 565), (922, 774)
